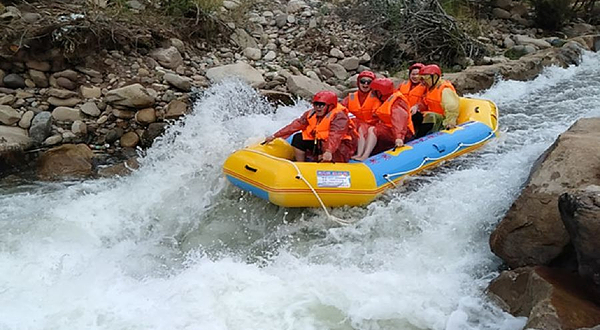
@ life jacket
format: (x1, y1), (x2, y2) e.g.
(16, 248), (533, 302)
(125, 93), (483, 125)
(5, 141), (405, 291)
(302, 104), (354, 141)
(422, 80), (456, 116)
(347, 91), (381, 124)
(374, 91), (415, 134)
(398, 81), (427, 108)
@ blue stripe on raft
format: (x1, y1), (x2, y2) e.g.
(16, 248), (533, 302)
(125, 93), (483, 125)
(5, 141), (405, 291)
(226, 175), (270, 201)
(363, 122), (494, 187)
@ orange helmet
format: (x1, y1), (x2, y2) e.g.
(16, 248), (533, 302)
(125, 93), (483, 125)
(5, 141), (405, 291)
(409, 63), (425, 72)
(312, 91), (338, 109)
(357, 70), (376, 84)
(370, 78), (395, 97)
(419, 64), (442, 76)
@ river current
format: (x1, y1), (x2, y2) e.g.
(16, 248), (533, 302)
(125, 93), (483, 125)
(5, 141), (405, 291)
(1, 52), (600, 330)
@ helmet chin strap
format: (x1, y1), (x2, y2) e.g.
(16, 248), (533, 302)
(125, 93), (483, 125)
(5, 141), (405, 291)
(432, 75), (440, 87)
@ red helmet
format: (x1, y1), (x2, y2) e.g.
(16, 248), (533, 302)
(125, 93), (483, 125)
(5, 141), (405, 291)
(419, 64), (442, 76)
(312, 90), (338, 107)
(370, 78), (395, 97)
(409, 63), (425, 72)
(357, 70), (376, 84)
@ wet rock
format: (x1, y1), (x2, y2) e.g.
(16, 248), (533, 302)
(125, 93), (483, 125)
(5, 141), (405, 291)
(206, 62), (266, 88)
(488, 266), (600, 330)
(165, 100), (188, 119)
(150, 47), (183, 69)
(141, 122), (167, 147)
(97, 158), (139, 178)
(52, 107), (82, 122)
(286, 75), (340, 100)
(163, 73), (192, 91)
(3, 74), (25, 89)
(120, 132), (139, 148)
(0, 126), (32, 151)
(37, 144), (94, 180)
(490, 118), (600, 268)
(29, 112), (52, 145)
(18, 110), (34, 129)
(0, 105), (21, 125)
(105, 128), (124, 144)
(134, 108), (156, 125)
(260, 90), (295, 105)
(105, 84), (155, 109)
(559, 187), (600, 289)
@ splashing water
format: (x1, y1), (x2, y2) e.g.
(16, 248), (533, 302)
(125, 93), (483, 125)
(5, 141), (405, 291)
(2, 52), (600, 330)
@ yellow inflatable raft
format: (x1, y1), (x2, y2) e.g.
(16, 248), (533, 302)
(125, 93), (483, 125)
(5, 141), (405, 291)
(223, 97), (498, 208)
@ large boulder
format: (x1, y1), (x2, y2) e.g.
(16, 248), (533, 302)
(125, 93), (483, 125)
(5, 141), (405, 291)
(286, 75), (341, 100)
(37, 144), (94, 180)
(0, 126), (32, 151)
(488, 266), (600, 330)
(205, 62), (266, 88)
(559, 187), (600, 289)
(105, 84), (155, 109)
(490, 118), (600, 268)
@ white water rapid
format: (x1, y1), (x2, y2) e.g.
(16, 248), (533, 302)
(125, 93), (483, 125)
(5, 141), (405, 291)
(1, 52), (600, 330)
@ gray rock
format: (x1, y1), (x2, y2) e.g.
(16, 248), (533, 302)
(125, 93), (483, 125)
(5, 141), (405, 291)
(48, 97), (82, 107)
(514, 35), (552, 49)
(80, 102), (101, 117)
(3, 74), (26, 89)
(163, 73), (192, 91)
(29, 69), (48, 88)
(230, 28), (259, 49)
(54, 69), (79, 81)
(80, 86), (102, 99)
(493, 0), (512, 10)
(170, 38), (185, 53)
(206, 62), (266, 88)
(263, 51), (277, 61)
(150, 47), (183, 69)
(243, 47), (262, 60)
(112, 109), (135, 119)
(0, 126), (32, 151)
(43, 135), (62, 146)
(52, 107), (82, 122)
(275, 14), (287, 28)
(329, 48), (345, 59)
(71, 120), (87, 136)
(18, 110), (34, 129)
(22, 12), (42, 24)
(105, 84), (155, 108)
(286, 75), (340, 100)
(287, 0), (305, 13)
(492, 8), (511, 19)
(106, 128), (124, 144)
(47, 88), (78, 99)
(0, 95), (15, 105)
(339, 57), (360, 71)
(503, 36), (515, 48)
(326, 63), (348, 80)
(223, 1), (240, 10)
(126, 0), (145, 10)
(0, 105), (21, 125)
(56, 77), (77, 90)
(29, 111), (52, 145)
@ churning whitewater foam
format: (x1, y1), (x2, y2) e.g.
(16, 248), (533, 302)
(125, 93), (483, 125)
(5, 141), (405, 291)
(1, 52), (600, 330)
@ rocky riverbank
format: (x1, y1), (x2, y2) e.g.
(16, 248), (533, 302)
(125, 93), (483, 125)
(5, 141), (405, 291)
(488, 118), (600, 330)
(0, 0), (599, 181)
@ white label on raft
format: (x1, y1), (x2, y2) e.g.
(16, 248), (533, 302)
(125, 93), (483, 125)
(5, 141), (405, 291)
(317, 171), (351, 188)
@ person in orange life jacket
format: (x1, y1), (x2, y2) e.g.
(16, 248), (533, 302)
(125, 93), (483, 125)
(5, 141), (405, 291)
(351, 78), (414, 161)
(263, 91), (358, 163)
(419, 64), (460, 131)
(398, 63), (437, 138)
(340, 70), (381, 159)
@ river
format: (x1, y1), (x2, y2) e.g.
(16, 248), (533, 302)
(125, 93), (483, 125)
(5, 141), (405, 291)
(1, 51), (600, 330)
